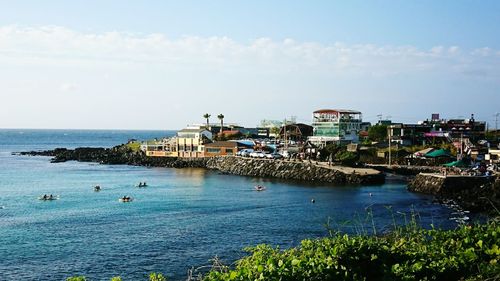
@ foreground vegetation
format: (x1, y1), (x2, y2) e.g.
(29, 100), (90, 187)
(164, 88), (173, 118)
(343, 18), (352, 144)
(206, 220), (499, 281)
(67, 219), (499, 281)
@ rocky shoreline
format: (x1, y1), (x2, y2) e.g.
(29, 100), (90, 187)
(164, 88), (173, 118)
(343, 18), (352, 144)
(17, 146), (384, 185)
(18, 145), (500, 213)
(206, 156), (385, 185)
(408, 173), (500, 213)
(17, 146), (208, 168)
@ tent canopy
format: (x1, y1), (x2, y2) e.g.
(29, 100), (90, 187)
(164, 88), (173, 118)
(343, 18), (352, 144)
(443, 160), (468, 167)
(425, 149), (451, 158)
(414, 148), (435, 156)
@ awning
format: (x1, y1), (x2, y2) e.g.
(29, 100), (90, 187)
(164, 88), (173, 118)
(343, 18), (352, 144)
(425, 149), (451, 158)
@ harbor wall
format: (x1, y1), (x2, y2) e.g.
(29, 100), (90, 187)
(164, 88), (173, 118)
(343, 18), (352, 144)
(206, 156), (385, 185)
(408, 173), (500, 212)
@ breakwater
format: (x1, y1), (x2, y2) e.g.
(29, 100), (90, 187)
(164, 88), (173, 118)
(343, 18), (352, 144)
(408, 173), (500, 212)
(369, 165), (442, 176)
(19, 147), (385, 185)
(206, 156), (385, 185)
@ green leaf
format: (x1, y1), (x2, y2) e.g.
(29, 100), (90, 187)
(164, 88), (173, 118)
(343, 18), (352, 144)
(477, 240), (483, 248)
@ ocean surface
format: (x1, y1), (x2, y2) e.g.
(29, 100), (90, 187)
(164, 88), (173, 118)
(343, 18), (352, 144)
(0, 129), (469, 280)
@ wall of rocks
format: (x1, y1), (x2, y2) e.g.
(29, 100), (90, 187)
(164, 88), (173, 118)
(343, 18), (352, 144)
(206, 156), (385, 185)
(408, 173), (500, 212)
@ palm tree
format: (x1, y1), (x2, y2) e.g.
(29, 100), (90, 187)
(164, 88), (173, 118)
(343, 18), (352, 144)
(203, 113), (211, 129)
(217, 114), (225, 135)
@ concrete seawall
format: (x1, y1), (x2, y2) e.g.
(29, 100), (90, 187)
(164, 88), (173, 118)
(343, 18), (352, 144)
(408, 173), (500, 212)
(206, 156), (385, 185)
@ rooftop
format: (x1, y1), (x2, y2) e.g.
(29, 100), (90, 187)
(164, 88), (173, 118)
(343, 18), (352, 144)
(204, 141), (239, 148)
(313, 109), (362, 114)
(178, 128), (210, 133)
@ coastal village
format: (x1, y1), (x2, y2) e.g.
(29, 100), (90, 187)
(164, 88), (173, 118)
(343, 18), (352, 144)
(141, 108), (500, 171)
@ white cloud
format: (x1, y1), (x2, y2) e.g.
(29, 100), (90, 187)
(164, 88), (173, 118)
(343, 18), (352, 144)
(59, 83), (77, 92)
(0, 25), (499, 129)
(0, 25), (498, 78)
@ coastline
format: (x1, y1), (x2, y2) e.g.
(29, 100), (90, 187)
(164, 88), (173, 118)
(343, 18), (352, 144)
(17, 145), (385, 185)
(18, 144), (500, 214)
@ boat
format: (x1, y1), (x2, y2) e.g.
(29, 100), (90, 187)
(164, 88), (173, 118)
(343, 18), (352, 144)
(254, 185), (266, 191)
(38, 195), (59, 201)
(94, 185), (101, 192)
(119, 196), (133, 202)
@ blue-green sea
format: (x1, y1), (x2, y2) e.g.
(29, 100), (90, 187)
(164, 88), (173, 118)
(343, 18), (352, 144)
(0, 129), (466, 280)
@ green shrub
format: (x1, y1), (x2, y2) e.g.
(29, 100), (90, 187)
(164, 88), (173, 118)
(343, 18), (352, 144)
(66, 277), (86, 281)
(149, 272), (167, 281)
(204, 221), (500, 281)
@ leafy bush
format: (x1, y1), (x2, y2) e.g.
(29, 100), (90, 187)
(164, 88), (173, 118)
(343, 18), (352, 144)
(149, 272), (168, 281)
(204, 221), (500, 281)
(66, 273), (167, 281)
(67, 277), (86, 281)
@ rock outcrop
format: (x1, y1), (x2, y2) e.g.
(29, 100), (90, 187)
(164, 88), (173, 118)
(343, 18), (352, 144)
(408, 173), (500, 213)
(19, 147), (208, 168)
(206, 156), (385, 185)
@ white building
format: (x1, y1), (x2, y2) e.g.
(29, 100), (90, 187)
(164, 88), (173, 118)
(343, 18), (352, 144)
(308, 109), (362, 146)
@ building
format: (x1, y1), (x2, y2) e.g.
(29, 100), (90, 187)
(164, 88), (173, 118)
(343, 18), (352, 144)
(308, 109), (363, 146)
(279, 123), (313, 142)
(203, 141), (239, 157)
(388, 123), (433, 146)
(145, 138), (178, 157)
(176, 128), (212, 158)
(420, 114), (486, 141)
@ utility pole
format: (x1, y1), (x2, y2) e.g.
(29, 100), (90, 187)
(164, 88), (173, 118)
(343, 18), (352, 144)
(283, 118), (287, 150)
(495, 112), (499, 141)
(388, 126), (392, 166)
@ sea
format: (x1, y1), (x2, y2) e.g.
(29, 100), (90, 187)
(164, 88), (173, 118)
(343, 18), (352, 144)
(0, 129), (471, 281)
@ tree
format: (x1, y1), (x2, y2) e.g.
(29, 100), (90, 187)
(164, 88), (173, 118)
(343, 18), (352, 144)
(368, 124), (388, 142)
(319, 144), (341, 161)
(203, 113), (211, 129)
(270, 127), (280, 138)
(217, 114), (225, 135)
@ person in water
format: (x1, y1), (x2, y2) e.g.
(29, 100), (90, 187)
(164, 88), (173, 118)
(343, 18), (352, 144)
(42, 194), (48, 200)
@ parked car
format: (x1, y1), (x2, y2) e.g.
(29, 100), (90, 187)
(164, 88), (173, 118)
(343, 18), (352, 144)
(265, 153), (283, 159)
(280, 151), (290, 158)
(250, 151), (266, 158)
(239, 149), (254, 157)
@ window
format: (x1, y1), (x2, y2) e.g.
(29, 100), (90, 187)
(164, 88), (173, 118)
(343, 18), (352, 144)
(225, 149), (234, 153)
(207, 148), (221, 153)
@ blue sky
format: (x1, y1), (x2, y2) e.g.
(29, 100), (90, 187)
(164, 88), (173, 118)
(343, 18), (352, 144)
(0, 1), (499, 129)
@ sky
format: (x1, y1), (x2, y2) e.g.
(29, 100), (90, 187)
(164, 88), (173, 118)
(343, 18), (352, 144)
(0, 0), (499, 130)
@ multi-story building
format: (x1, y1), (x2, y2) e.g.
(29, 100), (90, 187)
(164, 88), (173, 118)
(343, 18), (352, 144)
(308, 109), (362, 146)
(176, 128), (213, 158)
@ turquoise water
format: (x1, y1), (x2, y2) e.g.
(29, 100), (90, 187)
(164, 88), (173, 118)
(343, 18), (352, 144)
(0, 129), (461, 280)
